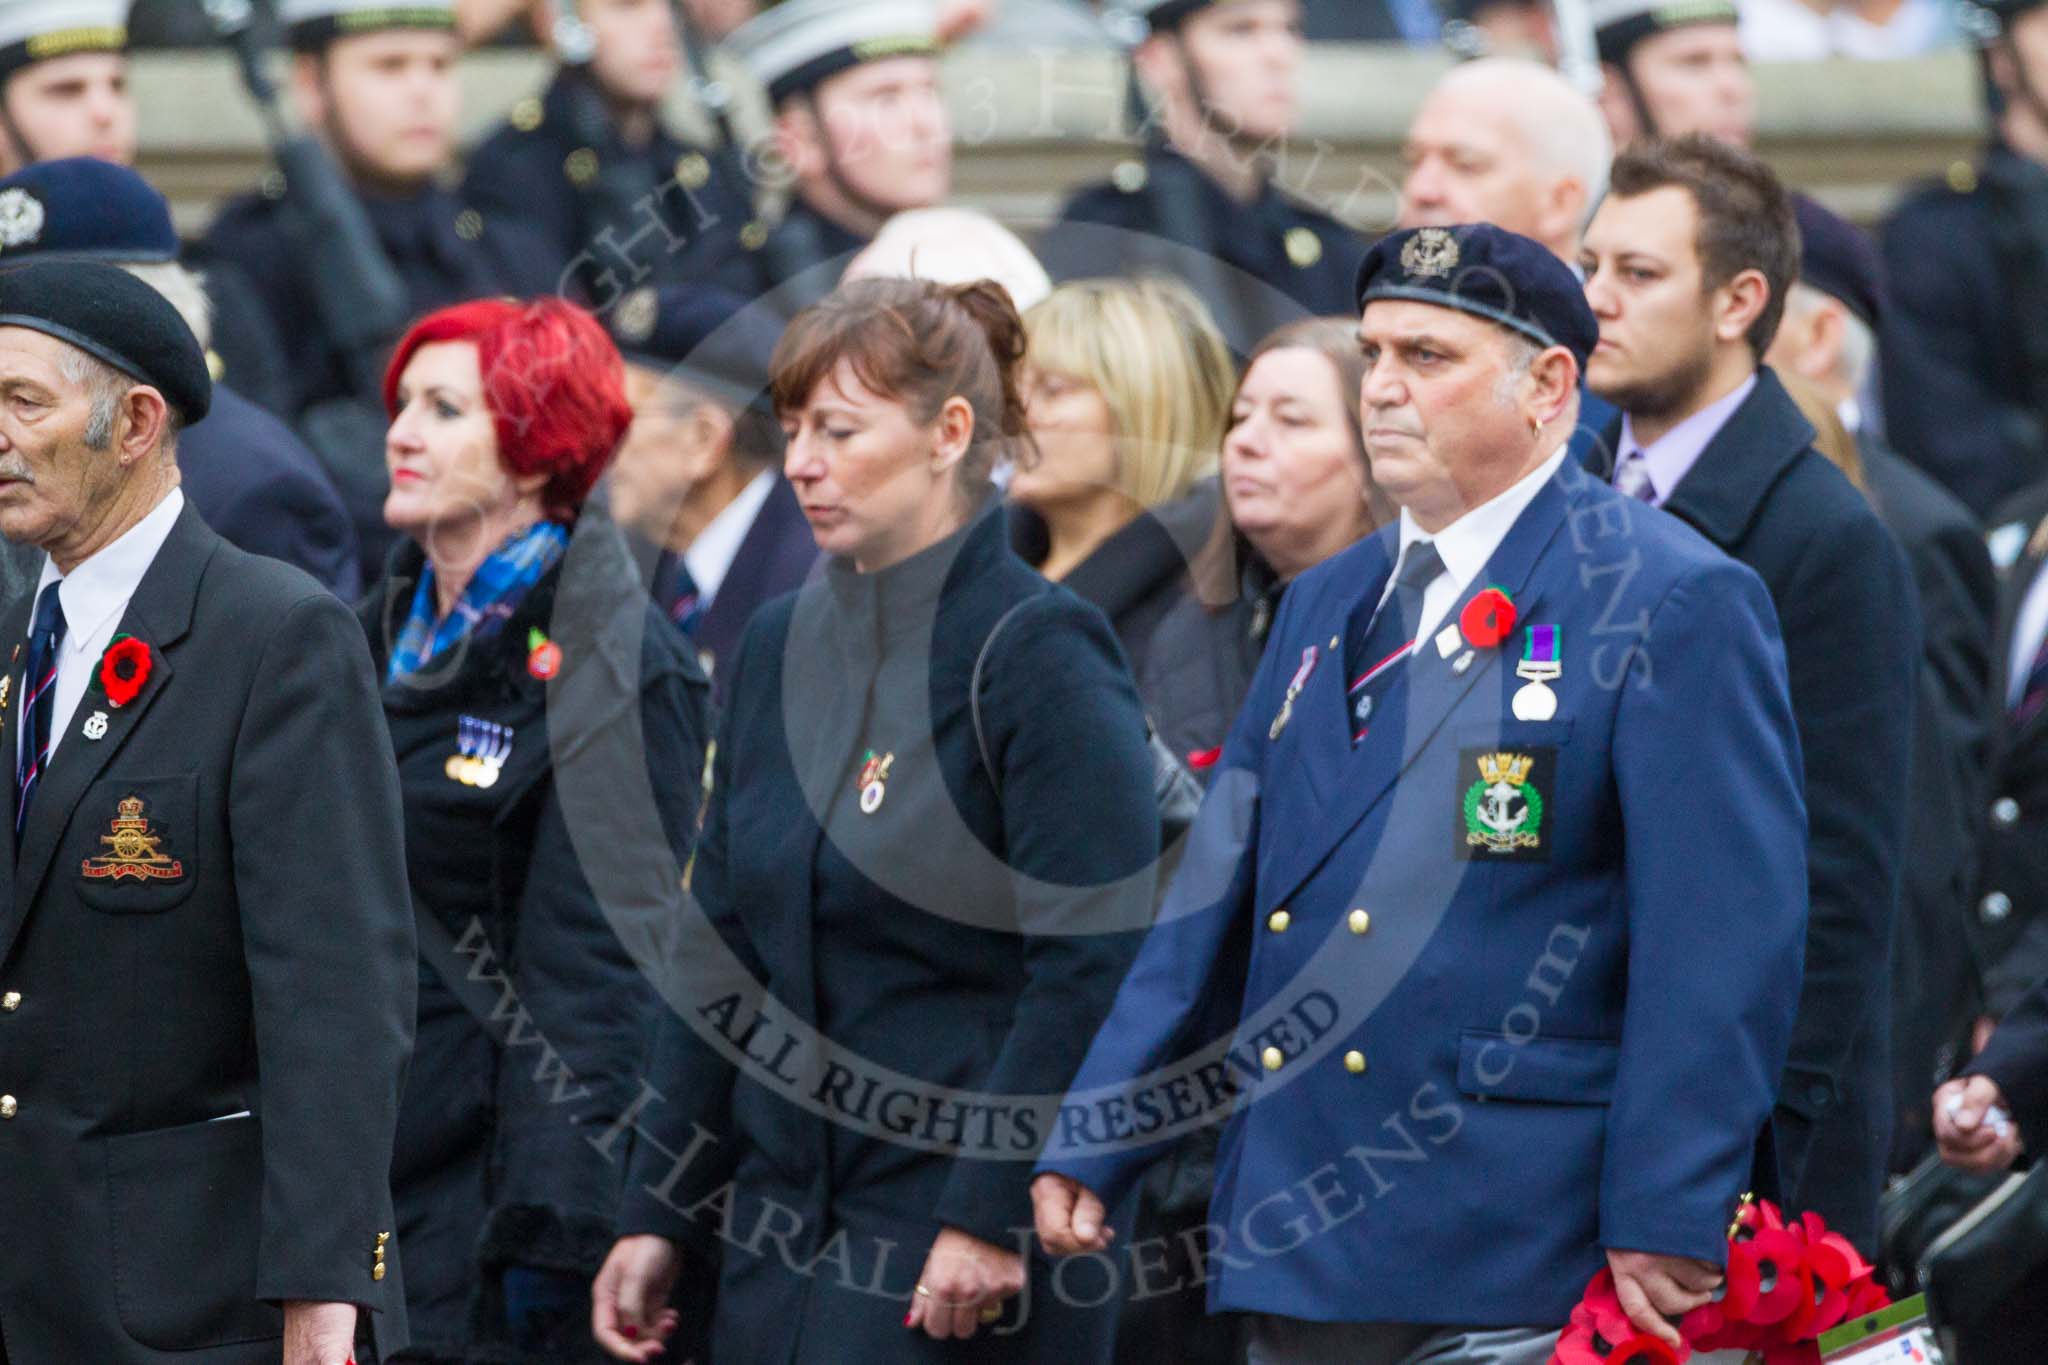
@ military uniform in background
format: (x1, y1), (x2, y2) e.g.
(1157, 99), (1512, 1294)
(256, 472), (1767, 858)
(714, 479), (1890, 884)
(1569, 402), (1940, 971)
(1883, 145), (2048, 518)
(1036, 0), (1364, 352)
(0, 158), (361, 598)
(202, 0), (558, 582)
(721, 0), (947, 310)
(462, 67), (767, 309)
(1876, 0), (2048, 515)
(0, 0), (294, 414)
(1041, 145), (1363, 348)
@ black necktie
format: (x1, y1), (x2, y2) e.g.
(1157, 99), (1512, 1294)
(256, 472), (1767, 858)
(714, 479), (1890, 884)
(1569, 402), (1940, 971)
(16, 581), (66, 832)
(1343, 541), (1446, 746)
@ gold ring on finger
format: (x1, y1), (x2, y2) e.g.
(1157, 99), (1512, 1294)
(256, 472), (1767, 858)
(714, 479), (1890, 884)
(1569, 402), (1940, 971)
(979, 1305), (1002, 1323)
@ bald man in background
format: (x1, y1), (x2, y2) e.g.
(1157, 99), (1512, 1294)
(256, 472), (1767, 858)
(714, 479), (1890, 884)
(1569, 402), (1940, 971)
(1398, 57), (1612, 267)
(1398, 57), (1619, 459)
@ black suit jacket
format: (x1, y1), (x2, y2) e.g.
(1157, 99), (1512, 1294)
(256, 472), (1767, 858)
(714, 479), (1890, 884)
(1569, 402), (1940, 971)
(1859, 438), (1996, 1169)
(0, 501), (416, 1363)
(1972, 482), (2048, 1017)
(1599, 369), (1920, 1250)
(694, 475), (817, 705)
(178, 386), (361, 599)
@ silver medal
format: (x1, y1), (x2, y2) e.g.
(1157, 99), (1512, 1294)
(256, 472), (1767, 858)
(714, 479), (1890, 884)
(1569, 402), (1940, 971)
(1511, 680), (1558, 721)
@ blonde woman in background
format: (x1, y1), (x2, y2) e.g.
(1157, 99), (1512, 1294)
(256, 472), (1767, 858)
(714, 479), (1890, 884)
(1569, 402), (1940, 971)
(1009, 276), (1237, 698)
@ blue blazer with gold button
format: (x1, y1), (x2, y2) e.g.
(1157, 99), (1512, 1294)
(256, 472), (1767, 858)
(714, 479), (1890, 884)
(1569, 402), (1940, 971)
(1037, 457), (1810, 1327)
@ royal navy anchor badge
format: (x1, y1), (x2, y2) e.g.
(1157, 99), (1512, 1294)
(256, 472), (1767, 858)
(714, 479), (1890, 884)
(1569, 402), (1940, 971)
(857, 749), (894, 814)
(1511, 624), (1562, 721)
(81, 796), (186, 881)
(1463, 752), (1543, 856)
(445, 715), (512, 789)
(82, 710), (108, 741)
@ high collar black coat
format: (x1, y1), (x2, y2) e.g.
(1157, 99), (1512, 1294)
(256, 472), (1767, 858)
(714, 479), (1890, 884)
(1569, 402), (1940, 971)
(618, 503), (1160, 1364)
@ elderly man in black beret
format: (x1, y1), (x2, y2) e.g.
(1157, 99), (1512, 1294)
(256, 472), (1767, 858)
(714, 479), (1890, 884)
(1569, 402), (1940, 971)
(0, 260), (415, 1365)
(1035, 222), (1808, 1362)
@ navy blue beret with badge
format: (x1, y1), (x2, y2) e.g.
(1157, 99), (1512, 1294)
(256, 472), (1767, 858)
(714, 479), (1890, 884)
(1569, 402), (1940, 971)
(0, 259), (211, 423)
(1792, 195), (1886, 332)
(0, 158), (179, 264)
(1356, 223), (1599, 371)
(611, 284), (782, 419)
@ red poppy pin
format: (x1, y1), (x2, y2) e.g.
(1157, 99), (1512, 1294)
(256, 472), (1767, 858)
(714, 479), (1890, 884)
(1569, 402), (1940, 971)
(1459, 587), (1517, 650)
(526, 628), (562, 682)
(98, 635), (152, 708)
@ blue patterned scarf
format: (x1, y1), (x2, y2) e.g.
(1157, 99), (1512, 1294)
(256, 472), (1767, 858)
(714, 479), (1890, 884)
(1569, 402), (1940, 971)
(386, 521), (570, 683)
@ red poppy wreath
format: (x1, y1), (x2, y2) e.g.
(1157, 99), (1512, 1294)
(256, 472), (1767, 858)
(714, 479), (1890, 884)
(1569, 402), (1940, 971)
(1551, 1198), (1887, 1365)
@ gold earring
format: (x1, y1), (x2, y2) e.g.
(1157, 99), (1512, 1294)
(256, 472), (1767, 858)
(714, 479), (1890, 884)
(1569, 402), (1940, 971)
(1531, 418), (1545, 439)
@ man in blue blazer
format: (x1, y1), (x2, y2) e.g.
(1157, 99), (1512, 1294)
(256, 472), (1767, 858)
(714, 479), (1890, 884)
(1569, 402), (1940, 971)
(1031, 224), (1809, 1361)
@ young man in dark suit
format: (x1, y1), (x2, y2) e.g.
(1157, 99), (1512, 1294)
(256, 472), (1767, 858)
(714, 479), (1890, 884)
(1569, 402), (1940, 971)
(1763, 194), (1999, 1170)
(1582, 135), (1921, 1253)
(0, 262), (415, 1364)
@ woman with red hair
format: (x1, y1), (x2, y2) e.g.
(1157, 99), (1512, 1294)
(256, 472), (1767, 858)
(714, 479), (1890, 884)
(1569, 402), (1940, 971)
(361, 297), (713, 1364)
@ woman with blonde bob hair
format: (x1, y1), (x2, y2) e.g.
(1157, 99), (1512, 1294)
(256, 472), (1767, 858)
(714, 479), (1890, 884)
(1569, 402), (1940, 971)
(1008, 276), (1236, 694)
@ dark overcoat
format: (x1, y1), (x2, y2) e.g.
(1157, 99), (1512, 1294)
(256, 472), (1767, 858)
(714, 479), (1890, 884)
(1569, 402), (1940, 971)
(1596, 369), (1920, 1250)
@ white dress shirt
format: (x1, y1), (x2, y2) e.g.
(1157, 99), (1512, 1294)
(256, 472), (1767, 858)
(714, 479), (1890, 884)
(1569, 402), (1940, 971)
(2010, 554), (2048, 708)
(1385, 444), (1569, 652)
(682, 469), (774, 612)
(17, 489), (184, 766)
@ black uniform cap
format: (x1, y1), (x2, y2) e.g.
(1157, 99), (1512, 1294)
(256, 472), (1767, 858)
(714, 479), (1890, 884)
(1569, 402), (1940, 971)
(612, 285), (780, 419)
(1357, 223), (1599, 370)
(0, 260), (212, 424)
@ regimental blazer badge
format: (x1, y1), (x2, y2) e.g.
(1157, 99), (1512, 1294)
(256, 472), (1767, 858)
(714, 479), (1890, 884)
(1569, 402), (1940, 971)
(81, 796), (186, 882)
(1457, 747), (1554, 862)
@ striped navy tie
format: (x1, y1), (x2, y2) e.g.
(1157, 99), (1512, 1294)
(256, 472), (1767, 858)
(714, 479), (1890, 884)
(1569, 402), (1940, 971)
(15, 582), (65, 833)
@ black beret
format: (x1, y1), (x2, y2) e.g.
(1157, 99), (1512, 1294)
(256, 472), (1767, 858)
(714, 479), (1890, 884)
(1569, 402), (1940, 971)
(1792, 194), (1885, 332)
(612, 284), (780, 419)
(1356, 223), (1599, 370)
(0, 158), (179, 263)
(0, 260), (211, 423)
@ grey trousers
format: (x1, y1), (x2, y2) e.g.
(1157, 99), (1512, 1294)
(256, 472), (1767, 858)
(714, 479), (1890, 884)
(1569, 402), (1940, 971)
(1246, 1315), (1561, 1365)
